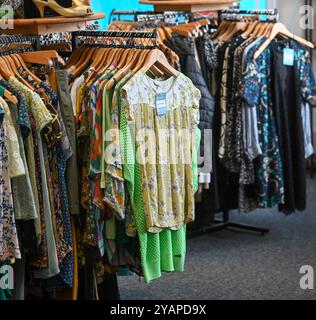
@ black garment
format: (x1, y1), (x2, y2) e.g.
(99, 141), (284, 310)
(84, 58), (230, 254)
(164, 34), (220, 226)
(195, 32), (218, 92)
(98, 274), (121, 301)
(164, 33), (215, 158)
(271, 41), (307, 213)
(213, 41), (240, 211)
(221, 36), (247, 173)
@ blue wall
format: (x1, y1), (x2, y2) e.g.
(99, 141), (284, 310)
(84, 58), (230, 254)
(91, 1), (152, 29)
(239, 0), (266, 10)
(91, 0), (267, 29)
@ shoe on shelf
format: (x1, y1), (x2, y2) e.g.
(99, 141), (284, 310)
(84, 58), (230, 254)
(33, 0), (93, 18)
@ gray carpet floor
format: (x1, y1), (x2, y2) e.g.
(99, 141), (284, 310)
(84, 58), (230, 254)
(118, 178), (316, 300)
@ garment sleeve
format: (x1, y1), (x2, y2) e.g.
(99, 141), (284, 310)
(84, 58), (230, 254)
(1, 98), (26, 178)
(301, 102), (314, 159)
(191, 86), (201, 125)
(241, 60), (261, 107)
(103, 89), (126, 221)
(31, 93), (53, 132)
(298, 50), (316, 103)
(193, 127), (201, 192)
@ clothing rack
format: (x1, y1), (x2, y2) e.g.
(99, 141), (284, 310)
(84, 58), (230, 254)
(219, 9), (278, 15)
(0, 35), (37, 44)
(109, 9), (193, 24)
(109, 10), (158, 23)
(220, 13), (279, 22)
(137, 11), (192, 23)
(219, 8), (279, 23)
(189, 8), (277, 239)
(0, 35), (37, 55)
(73, 29), (159, 50)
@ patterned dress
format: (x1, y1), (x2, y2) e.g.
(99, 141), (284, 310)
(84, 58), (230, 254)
(241, 43), (285, 208)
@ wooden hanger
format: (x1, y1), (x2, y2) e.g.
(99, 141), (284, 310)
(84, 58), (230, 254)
(109, 48), (126, 67)
(101, 49), (136, 91)
(2, 55), (34, 89)
(90, 47), (109, 70)
(103, 48), (139, 91)
(254, 22), (314, 60)
(125, 49), (143, 70)
(141, 48), (179, 78)
(170, 19), (210, 38)
(241, 20), (258, 39)
(13, 54), (42, 84)
(105, 49), (157, 91)
(0, 57), (13, 80)
(132, 50), (151, 73)
(212, 20), (229, 39)
(2, 55), (17, 73)
(258, 22), (271, 37)
(68, 47), (92, 74)
(83, 48), (109, 87)
(162, 26), (173, 40)
(20, 50), (61, 66)
(116, 48), (134, 69)
(66, 47), (84, 69)
(217, 21), (239, 42)
(71, 47), (97, 79)
(251, 21), (267, 38)
(102, 48), (119, 70)
(0, 83), (18, 105)
(4, 89), (18, 105)
(217, 21), (236, 41)
(263, 22), (274, 38)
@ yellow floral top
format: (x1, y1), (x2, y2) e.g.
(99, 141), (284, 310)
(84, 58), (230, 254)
(121, 71), (201, 233)
(0, 97), (25, 178)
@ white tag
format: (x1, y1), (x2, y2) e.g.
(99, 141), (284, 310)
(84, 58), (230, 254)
(156, 93), (168, 116)
(283, 48), (295, 66)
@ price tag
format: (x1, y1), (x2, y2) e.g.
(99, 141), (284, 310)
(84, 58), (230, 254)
(156, 93), (168, 116)
(283, 48), (295, 66)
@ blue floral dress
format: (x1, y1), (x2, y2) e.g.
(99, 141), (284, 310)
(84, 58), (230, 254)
(241, 42), (285, 208)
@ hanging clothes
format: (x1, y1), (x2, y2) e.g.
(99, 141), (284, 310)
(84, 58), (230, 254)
(0, 49), (76, 300)
(210, 20), (315, 215)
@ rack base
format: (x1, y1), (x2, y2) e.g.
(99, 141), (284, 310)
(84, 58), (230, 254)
(188, 211), (270, 238)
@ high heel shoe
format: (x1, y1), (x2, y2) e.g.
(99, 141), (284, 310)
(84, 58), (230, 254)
(33, 0), (93, 18)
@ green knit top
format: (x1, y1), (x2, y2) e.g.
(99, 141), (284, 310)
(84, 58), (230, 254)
(118, 72), (201, 283)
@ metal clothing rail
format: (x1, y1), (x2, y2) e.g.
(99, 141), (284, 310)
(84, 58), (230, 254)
(219, 8), (279, 23)
(0, 35), (37, 55)
(220, 13), (279, 22)
(220, 9), (278, 15)
(72, 29), (159, 50)
(109, 10), (158, 23)
(137, 11), (192, 23)
(74, 29), (158, 39)
(0, 47), (35, 56)
(0, 34), (37, 44)
(109, 9), (192, 24)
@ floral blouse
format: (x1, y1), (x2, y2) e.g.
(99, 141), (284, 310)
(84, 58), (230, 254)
(0, 97), (25, 179)
(120, 71), (201, 232)
(0, 107), (21, 262)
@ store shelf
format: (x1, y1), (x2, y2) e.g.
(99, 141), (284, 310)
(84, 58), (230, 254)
(139, 0), (236, 12)
(0, 12), (105, 35)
